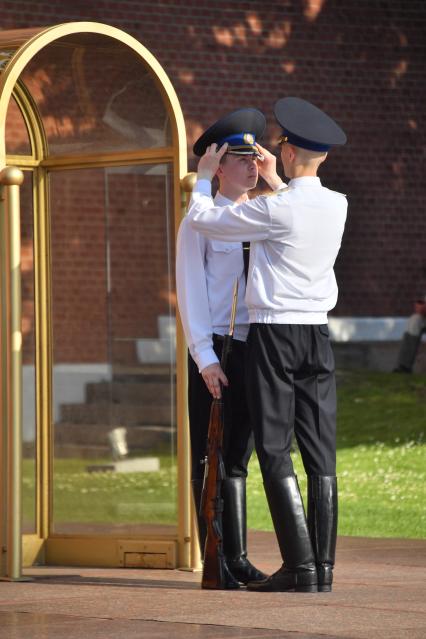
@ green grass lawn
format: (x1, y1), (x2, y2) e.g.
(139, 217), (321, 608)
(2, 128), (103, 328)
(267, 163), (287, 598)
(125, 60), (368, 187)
(23, 371), (425, 539)
(247, 370), (426, 538)
(23, 457), (178, 528)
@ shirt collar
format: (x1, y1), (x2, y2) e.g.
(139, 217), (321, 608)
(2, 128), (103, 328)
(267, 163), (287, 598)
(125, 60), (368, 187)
(288, 176), (321, 187)
(214, 191), (236, 206)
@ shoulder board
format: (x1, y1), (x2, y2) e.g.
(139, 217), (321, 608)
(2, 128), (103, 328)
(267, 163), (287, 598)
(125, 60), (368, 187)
(262, 186), (292, 198)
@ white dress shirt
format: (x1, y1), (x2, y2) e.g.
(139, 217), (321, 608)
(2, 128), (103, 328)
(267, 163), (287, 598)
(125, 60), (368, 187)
(176, 192), (249, 372)
(189, 176), (348, 325)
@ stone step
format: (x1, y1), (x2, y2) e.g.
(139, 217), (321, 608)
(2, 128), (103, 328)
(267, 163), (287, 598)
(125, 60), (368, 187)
(85, 381), (173, 405)
(112, 365), (176, 382)
(54, 422), (175, 451)
(58, 403), (174, 427)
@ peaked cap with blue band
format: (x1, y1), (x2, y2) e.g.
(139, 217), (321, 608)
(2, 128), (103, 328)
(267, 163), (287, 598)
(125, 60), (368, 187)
(193, 108), (266, 158)
(274, 97), (347, 152)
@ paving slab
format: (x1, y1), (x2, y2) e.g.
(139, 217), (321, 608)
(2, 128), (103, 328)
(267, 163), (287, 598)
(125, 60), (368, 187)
(0, 534), (424, 639)
(0, 612), (294, 639)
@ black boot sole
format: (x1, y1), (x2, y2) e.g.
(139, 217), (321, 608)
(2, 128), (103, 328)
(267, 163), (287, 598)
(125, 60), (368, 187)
(247, 583), (318, 593)
(247, 575), (318, 593)
(296, 584), (318, 593)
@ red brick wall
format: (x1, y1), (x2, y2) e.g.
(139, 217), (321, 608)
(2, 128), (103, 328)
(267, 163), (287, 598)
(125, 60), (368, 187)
(2, 0), (425, 322)
(48, 169), (174, 365)
(108, 171), (175, 340)
(20, 172), (35, 364)
(50, 170), (108, 364)
(19, 165), (174, 366)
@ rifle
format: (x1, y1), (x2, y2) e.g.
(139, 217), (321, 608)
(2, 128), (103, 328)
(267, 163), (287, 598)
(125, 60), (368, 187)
(200, 279), (239, 589)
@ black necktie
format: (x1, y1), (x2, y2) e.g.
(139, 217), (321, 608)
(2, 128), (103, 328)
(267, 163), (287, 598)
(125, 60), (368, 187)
(242, 242), (250, 282)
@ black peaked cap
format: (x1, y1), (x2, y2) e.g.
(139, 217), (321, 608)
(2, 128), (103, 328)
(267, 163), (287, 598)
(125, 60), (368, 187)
(274, 97), (346, 151)
(193, 108), (266, 157)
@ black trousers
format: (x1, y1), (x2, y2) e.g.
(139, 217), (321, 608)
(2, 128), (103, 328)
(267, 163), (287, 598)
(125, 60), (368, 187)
(188, 335), (254, 481)
(246, 324), (337, 481)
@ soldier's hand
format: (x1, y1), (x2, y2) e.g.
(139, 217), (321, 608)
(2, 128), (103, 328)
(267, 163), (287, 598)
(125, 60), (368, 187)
(201, 363), (229, 399)
(197, 143), (228, 181)
(256, 143), (282, 190)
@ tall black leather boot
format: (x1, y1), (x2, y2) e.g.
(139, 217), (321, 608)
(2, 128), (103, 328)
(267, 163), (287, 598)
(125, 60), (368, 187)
(307, 475), (338, 592)
(222, 477), (267, 584)
(247, 475), (317, 592)
(192, 479), (240, 589)
(393, 332), (421, 373)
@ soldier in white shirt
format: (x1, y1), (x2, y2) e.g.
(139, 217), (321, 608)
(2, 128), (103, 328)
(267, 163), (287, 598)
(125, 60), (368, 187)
(176, 109), (269, 587)
(188, 98), (348, 593)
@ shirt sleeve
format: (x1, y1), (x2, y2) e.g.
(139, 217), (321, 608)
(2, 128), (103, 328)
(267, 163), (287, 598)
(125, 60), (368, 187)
(188, 179), (274, 241)
(176, 216), (219, 372)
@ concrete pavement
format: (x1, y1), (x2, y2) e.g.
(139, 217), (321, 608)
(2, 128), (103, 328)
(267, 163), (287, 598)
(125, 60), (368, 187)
(0, 533), (425, 639)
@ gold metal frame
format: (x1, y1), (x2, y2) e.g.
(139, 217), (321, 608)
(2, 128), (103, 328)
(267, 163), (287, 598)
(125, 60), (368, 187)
(0, 22), (194, 575)
(0, 166), (25, 580)
(179, 173), (200, 572)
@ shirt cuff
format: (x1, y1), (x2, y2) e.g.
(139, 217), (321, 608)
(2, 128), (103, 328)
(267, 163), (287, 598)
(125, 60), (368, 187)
(195, 347), (219, 373)
(274, 180), (286, 191)
(194, 179), (213, 197)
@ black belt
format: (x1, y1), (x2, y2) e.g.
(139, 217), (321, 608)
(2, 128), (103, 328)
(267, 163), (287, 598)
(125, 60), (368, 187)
(213, 333), (246, 344)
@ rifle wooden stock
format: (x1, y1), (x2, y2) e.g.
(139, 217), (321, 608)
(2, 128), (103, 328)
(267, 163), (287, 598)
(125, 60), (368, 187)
(200, 281), (238, 590)
(201, 398), (227, 589)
